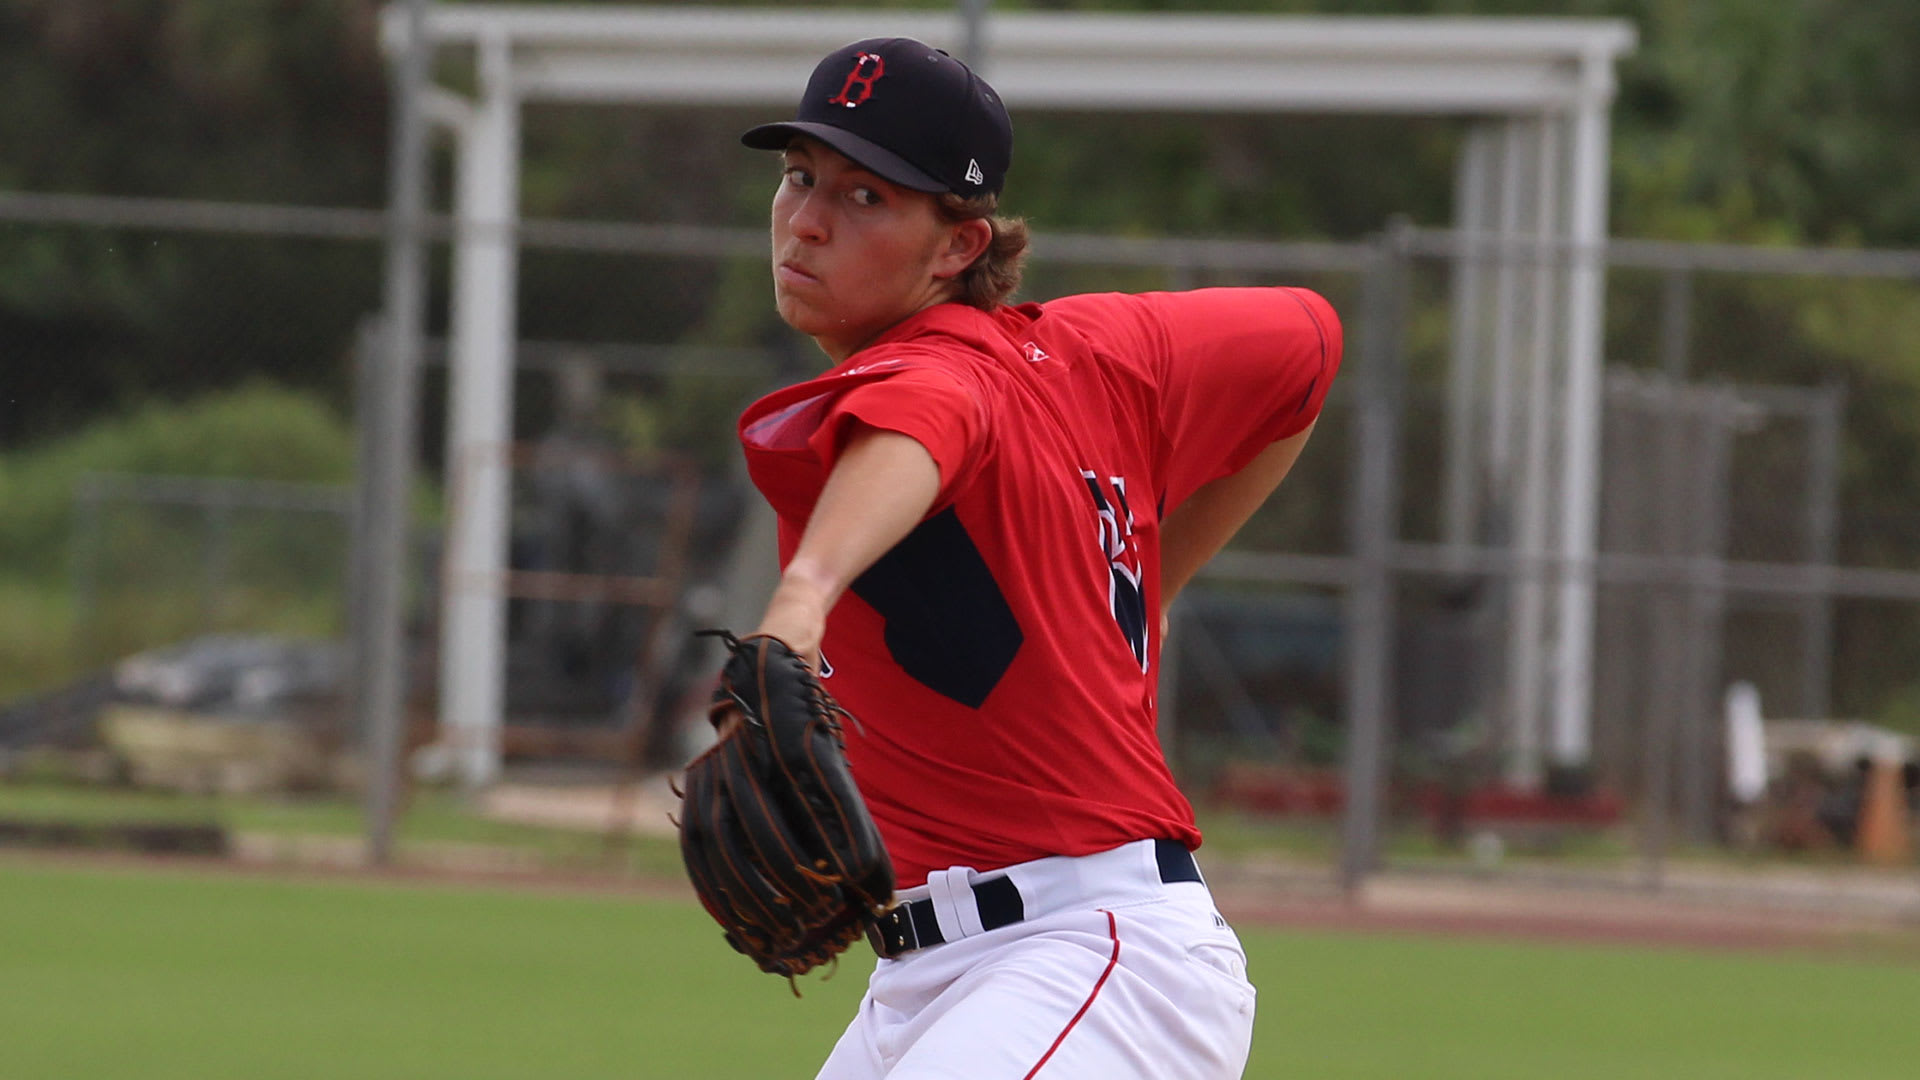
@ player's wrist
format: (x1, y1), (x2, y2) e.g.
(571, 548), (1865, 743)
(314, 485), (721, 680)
(779, 553), (848, 603)
(754, 576), (831, 669)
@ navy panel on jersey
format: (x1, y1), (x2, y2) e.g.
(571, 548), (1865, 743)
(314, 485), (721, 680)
(851, 507), (1023, 707)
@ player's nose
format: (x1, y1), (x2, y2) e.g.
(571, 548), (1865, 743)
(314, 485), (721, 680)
(785, 190), (830, 244)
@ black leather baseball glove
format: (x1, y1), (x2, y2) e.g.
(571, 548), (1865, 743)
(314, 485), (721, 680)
(676, 631), (895, 989)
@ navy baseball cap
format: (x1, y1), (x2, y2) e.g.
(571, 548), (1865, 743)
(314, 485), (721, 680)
(742, 37), (1012, 197)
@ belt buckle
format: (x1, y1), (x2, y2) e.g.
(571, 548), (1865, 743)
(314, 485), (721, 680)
(868, 905), (913, 959)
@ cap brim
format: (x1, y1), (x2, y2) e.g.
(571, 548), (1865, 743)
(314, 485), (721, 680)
(741, 122), (946, 194)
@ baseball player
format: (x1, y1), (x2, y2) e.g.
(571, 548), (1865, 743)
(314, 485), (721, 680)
(732, 37), (1341, 1079)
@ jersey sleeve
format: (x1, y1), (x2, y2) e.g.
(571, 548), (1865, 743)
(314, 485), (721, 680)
(1133, 287), (1342, 511)
(807, 362), (988, 506)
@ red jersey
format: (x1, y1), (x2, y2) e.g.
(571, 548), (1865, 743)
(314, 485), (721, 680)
(737, 288), (1341, 886)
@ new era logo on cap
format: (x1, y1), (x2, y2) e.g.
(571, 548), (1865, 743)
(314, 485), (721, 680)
(741, 37), (1013, 197)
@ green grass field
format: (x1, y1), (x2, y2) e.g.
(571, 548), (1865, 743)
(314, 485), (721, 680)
(4, 859), (1918, 1079)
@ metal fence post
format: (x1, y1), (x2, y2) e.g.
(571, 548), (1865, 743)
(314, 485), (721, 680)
(1800, 383), (1844, 720)
(347, 315), (386, 761)
(1680, 390), (1735, 844)
(1339, 218), (1411, 894)
(69, 478), (105, 668)
(361, 0), (434, 867)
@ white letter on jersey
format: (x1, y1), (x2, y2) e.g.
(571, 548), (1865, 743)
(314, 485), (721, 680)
(1080, 469), (1149, 671)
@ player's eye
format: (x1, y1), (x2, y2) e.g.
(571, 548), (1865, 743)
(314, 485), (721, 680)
(849, 186), (883, 207)
(782, 166), (813, 189)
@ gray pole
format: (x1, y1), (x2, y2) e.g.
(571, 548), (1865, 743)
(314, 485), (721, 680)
(361, 0), (434, 867)
(1339, 220), (1410, 893)
(1800, 384), (1843, 720)
(958, 0), (990, 71)
(1680, 393), (1734, 844)
(348, 317), (386, 710)
(1657, 268), (1693, 381)
(1639, 379), (1689, 887)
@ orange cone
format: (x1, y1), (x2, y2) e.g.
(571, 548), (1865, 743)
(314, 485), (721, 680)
(1856, 758), (1913, 866)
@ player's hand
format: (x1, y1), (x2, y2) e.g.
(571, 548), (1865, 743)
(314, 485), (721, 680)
(677, 632), (893, 984)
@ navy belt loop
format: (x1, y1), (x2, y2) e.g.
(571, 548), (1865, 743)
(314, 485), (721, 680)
(871, 841), (1201, 960)
(1155, 837), (1204, 885)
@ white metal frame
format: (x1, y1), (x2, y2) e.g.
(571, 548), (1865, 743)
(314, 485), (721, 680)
(379, 4), (1635, 789)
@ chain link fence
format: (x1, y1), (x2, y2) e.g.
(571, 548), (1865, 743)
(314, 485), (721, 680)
(4, 188), (1919, 897)
(1322, 232), (1920, 900)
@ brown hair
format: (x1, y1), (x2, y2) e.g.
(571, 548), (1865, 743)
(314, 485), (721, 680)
(935, 192), (1029, 310)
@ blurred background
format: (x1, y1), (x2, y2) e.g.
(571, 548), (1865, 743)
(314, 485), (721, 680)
(4, 2), (1920, 1077)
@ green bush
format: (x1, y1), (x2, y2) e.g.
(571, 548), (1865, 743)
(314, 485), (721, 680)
(0, 384), (356, 701)
(0, 576), (78, 701)
(0, 382), (353, 579)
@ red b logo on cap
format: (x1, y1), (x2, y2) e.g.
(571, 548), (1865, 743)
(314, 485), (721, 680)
(827, 52), (885, 108)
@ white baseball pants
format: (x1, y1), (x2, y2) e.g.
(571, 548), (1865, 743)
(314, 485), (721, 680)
(816, 838), (1256, 1080)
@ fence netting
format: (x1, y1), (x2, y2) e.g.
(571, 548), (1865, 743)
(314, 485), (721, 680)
(4, 198), (1919, 889)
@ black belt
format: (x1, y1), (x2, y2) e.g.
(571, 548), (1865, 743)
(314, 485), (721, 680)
(868, 839), (1203, 959)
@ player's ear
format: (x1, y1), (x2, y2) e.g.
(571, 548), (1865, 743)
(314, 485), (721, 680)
(932, 216), (992, 280)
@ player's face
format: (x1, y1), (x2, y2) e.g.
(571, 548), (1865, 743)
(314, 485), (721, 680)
(771, 139), (971, 362)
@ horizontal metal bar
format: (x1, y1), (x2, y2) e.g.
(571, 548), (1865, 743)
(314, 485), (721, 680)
(1409, 226), (1920, 280)
(417, 338), (778, 378)
(1406, 544), (1920, 600)
(1200, 549), (1355, 588)
(0, 190), (1373, 273)
(0, 190), (391, 241)
(1197, 541), (1920, 602)
(1607, 237), (1920, 279)
(390, 7), (1633, 118)
(395, 6), (1636, 59)
(513, 217), (760, 258)
(68, 465), (1920, 603)
(13, 190), (1920, 280)
(1034, 230), (1374, 273)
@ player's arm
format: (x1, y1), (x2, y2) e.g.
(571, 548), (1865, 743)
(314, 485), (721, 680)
(753, 422), (940, 666)
(1158, 421), (1316, 617)
(1133, 286), (1341, 618)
